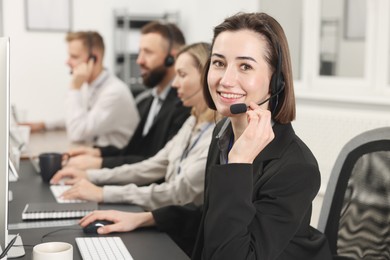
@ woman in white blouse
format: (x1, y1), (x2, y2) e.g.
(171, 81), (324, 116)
(51, 42), (220, 210)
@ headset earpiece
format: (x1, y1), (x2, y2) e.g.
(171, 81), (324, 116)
(269, 44), (285, 114)
(163, 24), (175, 67)
(87, 32), (96, 64)
(164, 54), (174, 67)
(269, 73), (279, 95)
(89, 54), (97, 63)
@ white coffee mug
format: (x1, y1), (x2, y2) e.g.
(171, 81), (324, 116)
(32, 242), (73, 260)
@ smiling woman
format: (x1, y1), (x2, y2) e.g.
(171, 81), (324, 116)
(207, 30), (272, 116)
(203, 14), (296, 125)
(186, 13), (332, 259)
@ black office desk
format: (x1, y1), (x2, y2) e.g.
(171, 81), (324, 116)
(9, 161), (190, 260)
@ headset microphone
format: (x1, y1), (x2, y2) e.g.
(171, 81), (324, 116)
(230, 103), (247, 114)
(229, 94), (274, 115)
(230, 83), (285, 114)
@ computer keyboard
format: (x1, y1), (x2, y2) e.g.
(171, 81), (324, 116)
(9, 219), (79, 230)
(76, 237), (133, 260)
(50, 185), (87, 203)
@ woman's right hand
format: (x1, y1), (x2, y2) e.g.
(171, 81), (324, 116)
(228, 102), (274, 164)
(79, 210), (156, 234)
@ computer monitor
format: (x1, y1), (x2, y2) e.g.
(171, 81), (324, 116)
(0, 37), (25, 258)
(0, 36), (10, 253)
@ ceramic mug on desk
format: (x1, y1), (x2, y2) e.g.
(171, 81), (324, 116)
(33, 242), (73, 260)
(38, 153), (70, 182)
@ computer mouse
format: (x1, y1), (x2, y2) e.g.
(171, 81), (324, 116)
(83, 220), (114, 234)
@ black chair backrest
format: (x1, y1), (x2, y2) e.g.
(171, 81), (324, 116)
(318, 127), (390, 259)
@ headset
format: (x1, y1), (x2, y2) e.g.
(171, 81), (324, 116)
(230, 42), (285, 115)
(163, 24), (175, 67)
(86, 31), (97, 63)
(268, 43), (285, 114)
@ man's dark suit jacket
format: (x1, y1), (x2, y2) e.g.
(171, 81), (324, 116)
(98, 87), (190, 168)
(152, 119), (332, 260)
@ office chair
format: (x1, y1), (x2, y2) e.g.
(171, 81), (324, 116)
(318, 127), (390, 259)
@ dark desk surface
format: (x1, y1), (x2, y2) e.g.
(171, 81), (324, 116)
(9, 161), (190, 260)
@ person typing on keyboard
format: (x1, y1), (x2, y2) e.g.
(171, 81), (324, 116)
(51, 43), (221, 210)
(79, 12), (332, 260)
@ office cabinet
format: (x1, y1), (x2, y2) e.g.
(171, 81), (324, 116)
(113, 11), (179, 97)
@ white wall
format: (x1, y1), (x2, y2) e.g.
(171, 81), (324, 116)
(321, 0), (365, 77)
(293, 100), (390, 194)
(0, 0), (3, 36)
(4, 0), (68, 121)
(260, 0), (303, 79)
(3, 0), (259, 121)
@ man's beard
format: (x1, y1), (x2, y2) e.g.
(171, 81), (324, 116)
(142, 65), (167, 88)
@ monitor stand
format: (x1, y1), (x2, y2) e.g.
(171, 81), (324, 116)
(7, 234), (25, 258)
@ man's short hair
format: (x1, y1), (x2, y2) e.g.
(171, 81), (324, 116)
(66, 31), (105, 55)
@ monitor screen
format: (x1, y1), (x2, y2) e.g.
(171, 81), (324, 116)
(0, 37), (10, 252)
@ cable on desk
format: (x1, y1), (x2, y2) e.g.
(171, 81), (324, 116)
(13, 244), (34, 248)
(41, 228), (80, 243)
